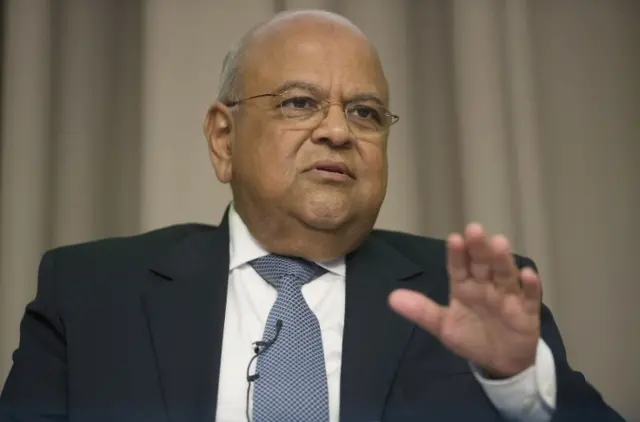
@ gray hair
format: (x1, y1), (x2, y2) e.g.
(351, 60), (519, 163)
(216, 43), (244, 105)
(215, 19), (264, 106)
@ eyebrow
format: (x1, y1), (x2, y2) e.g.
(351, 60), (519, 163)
(272, 80), (385, 106)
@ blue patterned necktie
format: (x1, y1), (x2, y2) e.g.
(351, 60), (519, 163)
(249, 254), (330, 422)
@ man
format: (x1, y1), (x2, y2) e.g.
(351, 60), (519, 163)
(0, 9), (624, 422)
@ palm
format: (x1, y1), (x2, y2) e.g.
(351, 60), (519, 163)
(389, 224), (542, 378)
(439, 289), (539, 376)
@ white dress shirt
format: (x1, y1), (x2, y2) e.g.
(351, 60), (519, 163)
(215, 205), (557, 422)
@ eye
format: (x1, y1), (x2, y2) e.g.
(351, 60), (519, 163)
(279, 96), (319, 110)
(348, 104), (383, 124)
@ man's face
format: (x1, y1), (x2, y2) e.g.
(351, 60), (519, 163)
(218, 20), (390, 231)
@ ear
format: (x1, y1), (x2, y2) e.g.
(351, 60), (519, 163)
(204, 102), (234, 184)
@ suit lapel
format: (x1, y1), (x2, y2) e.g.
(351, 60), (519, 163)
(339, 234), (432, 422)
(140, 214), (439, 422)
(142, 216), (230, 422)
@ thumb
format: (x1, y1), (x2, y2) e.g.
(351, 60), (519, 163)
(388, 289), (445, 337)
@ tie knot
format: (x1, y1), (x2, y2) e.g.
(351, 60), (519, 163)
(249, 254), (327, 289)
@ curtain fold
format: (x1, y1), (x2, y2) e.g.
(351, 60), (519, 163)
(0, 0), (54, 374)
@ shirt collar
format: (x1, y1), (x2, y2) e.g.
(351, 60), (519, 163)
(228, 203), (346, 277)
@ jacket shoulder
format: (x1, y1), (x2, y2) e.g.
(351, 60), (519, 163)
(371, 229), (448, 268)
(370, 228), (534, 269)
(46, 223), (217, 268)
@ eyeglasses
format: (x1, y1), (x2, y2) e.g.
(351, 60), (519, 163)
(224, 90), (399, 137)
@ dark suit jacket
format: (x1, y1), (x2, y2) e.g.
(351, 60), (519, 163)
(0, 216), (624, 422)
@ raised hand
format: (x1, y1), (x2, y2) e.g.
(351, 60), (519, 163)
(389, 223), (542, 378)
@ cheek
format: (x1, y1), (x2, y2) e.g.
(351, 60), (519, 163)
(360, 144), (387, 181)
(357, 144), (387, 198)
(234, 126), (299, 192)
(255, 130), (298, 179)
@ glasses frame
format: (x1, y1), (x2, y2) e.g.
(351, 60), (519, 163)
(224, 91), (400, 133)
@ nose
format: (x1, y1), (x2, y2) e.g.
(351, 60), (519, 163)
(310, 103), (353, 148)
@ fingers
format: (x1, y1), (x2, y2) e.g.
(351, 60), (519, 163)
(388, 289), (445, 337)
(489, 234), (520, 293)
(448, 223), (520, 293)
(520, 267), (542, 313)
(446, 233), (468, 282)
(465, 223), (493, 281)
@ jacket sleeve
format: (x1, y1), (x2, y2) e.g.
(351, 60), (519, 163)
(0, 251), (68, 422)
(518, 256), (626, 422)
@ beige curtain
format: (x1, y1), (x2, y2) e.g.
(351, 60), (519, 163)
(1, 0), (638, 419)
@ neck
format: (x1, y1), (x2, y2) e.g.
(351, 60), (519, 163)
(233, 202), (372, 262)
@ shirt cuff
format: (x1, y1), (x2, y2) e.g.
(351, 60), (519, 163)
(470, 338), (557, 421)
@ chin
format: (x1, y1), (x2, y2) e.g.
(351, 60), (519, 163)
(299, 197), (351, 230)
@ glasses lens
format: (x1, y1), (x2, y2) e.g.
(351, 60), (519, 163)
(272, 92), (396, 135)
(345, 103), (391, 132)
(276, 93), (321, 120)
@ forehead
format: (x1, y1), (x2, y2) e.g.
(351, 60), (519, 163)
(241, 24), (388, 101)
